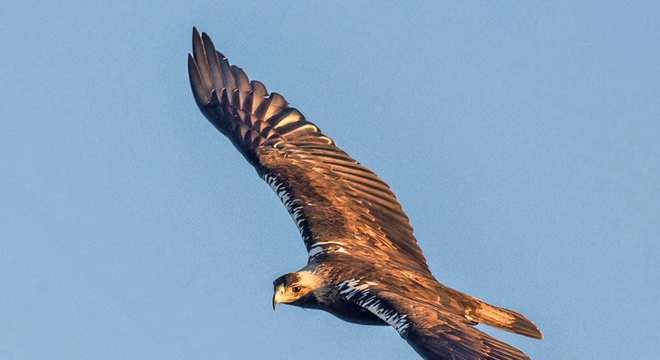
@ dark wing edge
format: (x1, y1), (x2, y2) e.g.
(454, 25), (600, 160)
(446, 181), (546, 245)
(404, 317), (532, 360)
(188, 28), (430, 270)
(338, 280), (532, 360)
(188, 27), (333, 168)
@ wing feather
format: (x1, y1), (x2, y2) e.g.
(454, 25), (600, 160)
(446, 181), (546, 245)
(188, 28), (428, 270)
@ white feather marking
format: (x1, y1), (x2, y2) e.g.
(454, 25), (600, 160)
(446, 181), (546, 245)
(264, 173), (350, 259)
(307, 241), (350, 259)
(337, 279), (411, 335)
(307, 245), (324, 258)
(264, 173), (310, 245)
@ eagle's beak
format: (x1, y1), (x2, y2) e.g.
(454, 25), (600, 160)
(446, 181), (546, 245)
(272, 284), (284, 311)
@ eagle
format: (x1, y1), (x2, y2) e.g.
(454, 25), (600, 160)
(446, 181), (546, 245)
(187, 28), (542, 360)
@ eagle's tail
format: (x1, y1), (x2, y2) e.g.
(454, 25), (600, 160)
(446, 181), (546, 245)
(465, 299), (543, 339)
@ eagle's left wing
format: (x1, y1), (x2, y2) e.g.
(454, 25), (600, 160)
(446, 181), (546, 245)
(188, 28), (430, 273)
(337, 280), (531, 360)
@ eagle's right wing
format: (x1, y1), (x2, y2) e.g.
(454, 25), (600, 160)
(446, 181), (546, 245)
(337, 280), (532, 360)
(188, 28), (430, 273)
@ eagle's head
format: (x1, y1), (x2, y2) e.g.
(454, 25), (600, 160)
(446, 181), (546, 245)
(272, 271), (322, 310)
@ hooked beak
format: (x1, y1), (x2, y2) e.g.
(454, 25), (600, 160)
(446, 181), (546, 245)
(272, 284), (284, 311)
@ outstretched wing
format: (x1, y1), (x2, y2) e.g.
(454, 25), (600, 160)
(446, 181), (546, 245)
(338, 280), (532, 360)
(188, 28), (429, 272)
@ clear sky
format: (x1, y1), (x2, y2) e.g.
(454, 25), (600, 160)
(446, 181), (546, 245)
(1, 1), (658, 359)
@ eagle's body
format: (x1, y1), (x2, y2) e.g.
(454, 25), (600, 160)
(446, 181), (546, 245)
(188, 28), (542, 359)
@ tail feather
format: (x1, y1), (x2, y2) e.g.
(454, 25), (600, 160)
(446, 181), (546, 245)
(467, 301), (543, 339)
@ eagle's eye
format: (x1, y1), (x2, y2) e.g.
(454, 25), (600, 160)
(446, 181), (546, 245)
(291, 285), (302, 293)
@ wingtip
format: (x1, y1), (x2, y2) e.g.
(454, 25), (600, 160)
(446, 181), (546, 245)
(200, 32), (218, 59)
(187, 53), (197, 79)
(531, 326), (544, 340)
(201, 31), (212, 44)
(512, 315), (544, 340)
(192, 27), (201, 53)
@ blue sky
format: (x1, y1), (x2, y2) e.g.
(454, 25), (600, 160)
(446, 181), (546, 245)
(1, 1), (659, 359)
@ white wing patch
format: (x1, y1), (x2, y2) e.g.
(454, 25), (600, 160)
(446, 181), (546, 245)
(264, 173), (310, 245)
(307, 245), (324, 258)
(308, 241), (349, 259)
(264, 173), (349, 259)
(338, 279), (411, 335)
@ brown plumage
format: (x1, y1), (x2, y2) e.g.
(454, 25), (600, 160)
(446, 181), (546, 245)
(188, 28), (542, 359)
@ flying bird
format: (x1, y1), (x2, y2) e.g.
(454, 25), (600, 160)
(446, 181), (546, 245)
(188, 28), (542, 360)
